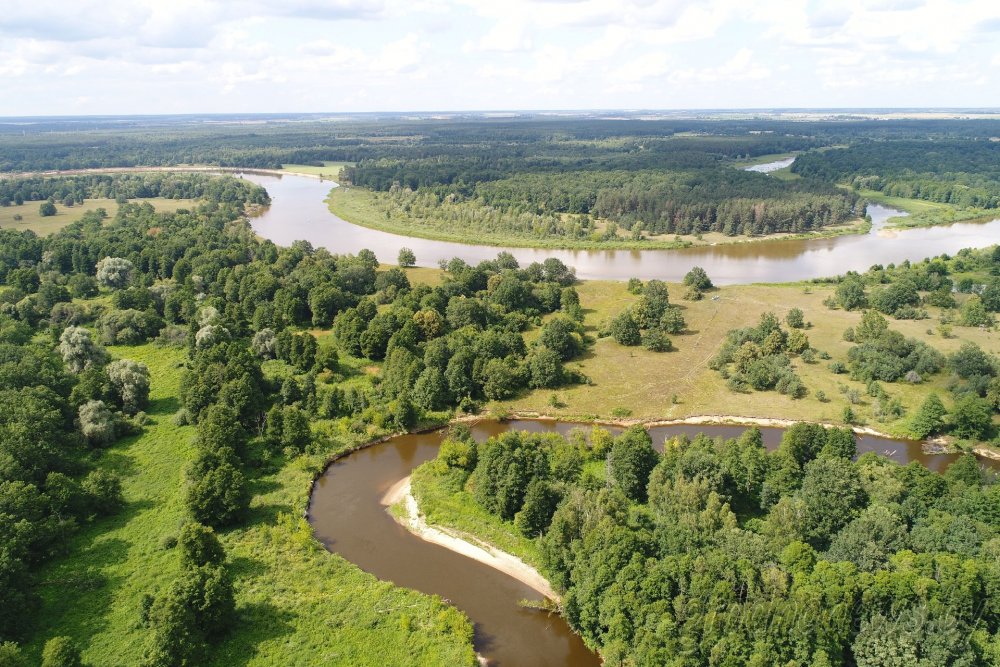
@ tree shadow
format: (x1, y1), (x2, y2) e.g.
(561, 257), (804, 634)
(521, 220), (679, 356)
(148, 395), (180, 417)
(207, 600), (296, 667)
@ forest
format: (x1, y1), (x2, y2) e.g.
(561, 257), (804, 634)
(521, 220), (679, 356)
(416, 422), (1000, 665)
(792, 141), (1000, 209)
(0, 172), (592, 665)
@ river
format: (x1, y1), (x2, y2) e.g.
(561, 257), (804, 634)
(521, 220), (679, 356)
(244, 172), (1000, 284)
(308, 419), (997, 667)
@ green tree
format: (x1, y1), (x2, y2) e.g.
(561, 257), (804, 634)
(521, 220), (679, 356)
(785, 307), (805, 328)
(949, 393), (991, 440)
(683, 266), (713, 291)
(514, 478), (559, 537)
(609, 310), (640, 346)
(39, 201), (57, 217)
(397, 247), (416, 267)
(910, 394), (947, 439)
(177, 523), (225, 569)
(41, 637), (81, 667)
(798, 456), (867, 547)
(835, 274), (868, 310)
(608, 426), (659, 502)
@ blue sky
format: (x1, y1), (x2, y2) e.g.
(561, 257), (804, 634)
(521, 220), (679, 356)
(1, 0), (998, 115)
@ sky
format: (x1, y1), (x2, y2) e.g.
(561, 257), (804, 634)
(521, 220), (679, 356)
(1, 0), (999, 116)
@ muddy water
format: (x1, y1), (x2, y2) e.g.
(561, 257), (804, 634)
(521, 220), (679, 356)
(308, 419), (996, 666)
(244, 172), (1000, 284)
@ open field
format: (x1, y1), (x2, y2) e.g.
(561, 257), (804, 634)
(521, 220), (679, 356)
(0, 198), (197, 235)
(499, 279), (1000, 438)
(281, 162), (352, 179)
(328, 185), (871, 252)
(26, 338), (476, 666)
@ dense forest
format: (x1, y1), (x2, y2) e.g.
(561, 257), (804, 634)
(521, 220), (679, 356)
(792, 141), (1000, 209)
(419, 422), (1000, 665)
(0, 173), (271, 208)
(0, 173), (593, 664)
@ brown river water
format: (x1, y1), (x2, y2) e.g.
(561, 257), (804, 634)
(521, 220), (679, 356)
(244, 171), (1000, 284)
(308, 419), (998, 666)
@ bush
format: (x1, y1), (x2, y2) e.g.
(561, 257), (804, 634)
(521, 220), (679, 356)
(41, 637), (81, 667)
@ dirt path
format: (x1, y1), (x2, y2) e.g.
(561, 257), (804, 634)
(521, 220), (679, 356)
(381, 476), (559, 601)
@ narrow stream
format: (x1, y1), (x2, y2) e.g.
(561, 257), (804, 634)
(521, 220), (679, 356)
(308, 419), (997, 666)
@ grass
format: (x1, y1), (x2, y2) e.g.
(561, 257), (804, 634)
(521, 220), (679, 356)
(281, 162), (352, 179)
(26, 339), (476, 666)
(327, 185), (870, 252)
(0, 198), (196, 235)
(859, 189), (994, 227)
(500, 279), (1000, 438)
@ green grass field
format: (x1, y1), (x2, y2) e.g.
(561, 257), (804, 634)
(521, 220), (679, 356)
(502, 280), (1000, 438)
(0, 198), (196, 235)
(26, 339), (476, 666)
(281, 162), (352, 180)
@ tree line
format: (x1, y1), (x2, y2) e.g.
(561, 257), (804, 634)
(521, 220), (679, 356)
(425, 423), (1000, 665)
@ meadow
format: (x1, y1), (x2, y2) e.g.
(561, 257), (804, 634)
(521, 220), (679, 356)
(24, 338), (476, 666)
(0, 198), (195, 235)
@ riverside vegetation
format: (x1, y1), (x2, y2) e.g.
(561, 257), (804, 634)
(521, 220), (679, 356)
(4, 116), (1000, 665)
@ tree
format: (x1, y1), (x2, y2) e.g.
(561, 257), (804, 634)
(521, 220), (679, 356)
(95, 256), (134, 289)
(949, 393), (992, 440)
(106, 358), (150, 415)
(481, 357), (521, 401)
(39, 201), (57, 217)
(683, 266), (713, 291)
(608, 426), (659, 502)
(609, 310), (640, 346)
(825, 505), (908, 572)
(786, 307), (805, 329)
(514, 479), (559, 537)
(186, 455), (249, 528)
(251, 328), (276, 358)
(909, 394), (947, 439)
(798, 456), (867, 547)
(959, 295), (993, 327)
(41, 637), (82, 667)
(659, 306), (686, 334)
(177, 523), (225, 569)
(539, 316), (580, 360)
(79, 399), (117, 445)
(527, 346), (565, 389)
(835, 274), (867, 310)
(397, 247), (416, 267)
(59, 325), (107, 373)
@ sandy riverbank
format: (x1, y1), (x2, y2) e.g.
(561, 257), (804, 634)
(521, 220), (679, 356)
(381, 476), (559, 601)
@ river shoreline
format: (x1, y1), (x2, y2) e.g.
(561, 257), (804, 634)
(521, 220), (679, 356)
(382, 476), (560, 601)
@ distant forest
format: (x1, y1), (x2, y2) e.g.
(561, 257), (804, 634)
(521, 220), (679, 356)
(3, 116), (1000, 240)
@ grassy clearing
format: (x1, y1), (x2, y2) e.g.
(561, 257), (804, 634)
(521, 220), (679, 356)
(860, 189), (994, 227)
(26, 339), (476, 666)
(328, 186), (870, 252)
(409, 464), (544, 570)
(281, 162), (352, 180)
(0, 198), (196, 235)
(502, 280), (1000, 438)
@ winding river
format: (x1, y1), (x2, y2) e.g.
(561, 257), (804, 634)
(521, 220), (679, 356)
(267, 164), (1000, 663)
(245, 172), (1000, 284)
(308, 419), (998, 666)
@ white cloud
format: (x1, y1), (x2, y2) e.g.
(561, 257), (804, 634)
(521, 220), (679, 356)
(1, 0), (999, 113)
